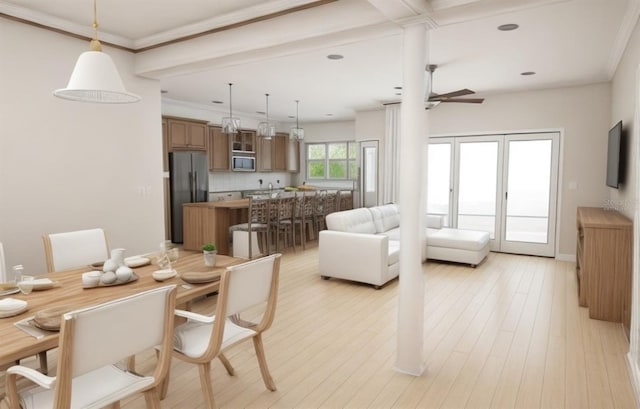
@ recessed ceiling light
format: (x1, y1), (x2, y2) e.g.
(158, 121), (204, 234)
(288, 115), (295, 119)
(211, 100), (223, 104)
(394, 86), (402, 90)
(395, 92), (402, 96)
(498, 23), (519, 31)
(160, 90), (168, 94)
(520, 71), (536, 76)
(325, 113), (333, 117)
(327, 54), (344, 60)
(256, 110), (266, 115)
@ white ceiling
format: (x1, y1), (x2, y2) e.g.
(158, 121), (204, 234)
(0, 0), (636, 122)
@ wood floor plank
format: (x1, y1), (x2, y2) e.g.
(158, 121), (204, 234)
(4, 247), (635, 409)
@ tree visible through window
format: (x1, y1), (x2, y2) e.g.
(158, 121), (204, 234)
(307, 142), (357, 180)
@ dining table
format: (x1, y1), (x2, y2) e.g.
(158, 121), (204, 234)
(0, 250), (244, 369)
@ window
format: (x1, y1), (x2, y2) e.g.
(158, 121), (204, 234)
(307, 142), (357, 180)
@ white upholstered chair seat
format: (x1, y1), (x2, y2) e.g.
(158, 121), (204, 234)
(18, 364), (154, 409)
(174, 317), (256, 359)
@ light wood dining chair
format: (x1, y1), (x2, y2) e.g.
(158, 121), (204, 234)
(42, 228), (110, 273)
(160, 254), (282, 409)
(5, 285), (177, 409)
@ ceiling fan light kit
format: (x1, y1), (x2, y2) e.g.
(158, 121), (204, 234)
(290, 100), (304, 140)
(53, 0), (140, 104)
(221, 83), (240, 134)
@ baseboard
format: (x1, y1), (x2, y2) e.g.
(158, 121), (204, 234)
(626, 352), (640, 407)
(556, 253), (576, 262)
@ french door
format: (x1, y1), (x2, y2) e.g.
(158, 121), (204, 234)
(427, 132), (559, 257)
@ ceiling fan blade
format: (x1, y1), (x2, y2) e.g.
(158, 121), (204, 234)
(429, 88), (475, 100)
(441, 98), (485, 103)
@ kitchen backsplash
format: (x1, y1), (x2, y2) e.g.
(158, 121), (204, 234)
(209, 171), (292, 192)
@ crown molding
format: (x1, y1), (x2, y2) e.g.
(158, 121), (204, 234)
(0, 2), (133, 49)
(606, 0), (640, 78)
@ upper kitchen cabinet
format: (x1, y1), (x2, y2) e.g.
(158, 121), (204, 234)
(257, 133), (294, 172)
(232, 130), (256, 153)
(287, 139), (300, 173)
(256, 135), (273, 172)
(166, 117), (208, 151)
(209, 126), (230, 171)
(272, 133), (288, 171)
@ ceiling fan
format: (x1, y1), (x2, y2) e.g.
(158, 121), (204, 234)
(425, 64), (484, 109)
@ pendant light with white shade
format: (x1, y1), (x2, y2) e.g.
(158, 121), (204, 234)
(257, 93), (276, 140)
(53, 0), (140, 104)
(221, 83), (240, 134)
(290, 100), (304, 140)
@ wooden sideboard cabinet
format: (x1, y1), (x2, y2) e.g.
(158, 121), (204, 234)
(576, 207), (632, 334)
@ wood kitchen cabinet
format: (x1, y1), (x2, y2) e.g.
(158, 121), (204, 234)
(166, 117), (207, 151)
(256, 135), (273, 172)
(257, 133), (289, 172)
(208, 126), (230, 171)
(576, 206), (632, 336)
(287, 138), (300, 173)
(232, 130), (256, 152)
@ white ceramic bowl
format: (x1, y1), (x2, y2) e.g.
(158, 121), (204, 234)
(82, 271), (102, 288)
(152, 269), (177, 282)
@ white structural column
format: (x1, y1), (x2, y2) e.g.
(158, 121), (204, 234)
(395, 23), (427, 376)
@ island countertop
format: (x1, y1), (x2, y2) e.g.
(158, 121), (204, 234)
(183, 199), (249, 209)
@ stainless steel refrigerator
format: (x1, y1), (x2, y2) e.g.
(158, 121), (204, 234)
(169, 151), (208, 243)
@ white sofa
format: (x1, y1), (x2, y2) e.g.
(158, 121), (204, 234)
(318, 204), (490, 288)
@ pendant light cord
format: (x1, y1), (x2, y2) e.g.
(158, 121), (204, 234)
(228, 83), (233, 118)
(266, 94), (270, 121)
(90, 0), (102, 51)
(295, 100), (300, 128)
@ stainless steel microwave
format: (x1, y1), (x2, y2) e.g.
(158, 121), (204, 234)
(232, 155), (255, 172)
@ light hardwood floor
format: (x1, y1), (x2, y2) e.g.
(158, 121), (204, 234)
(7, 248), (638, 408)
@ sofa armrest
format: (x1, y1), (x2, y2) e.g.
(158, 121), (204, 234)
(319, 230), (391, 286)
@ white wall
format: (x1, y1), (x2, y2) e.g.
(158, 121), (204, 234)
(610, 15), (640, 402)
(301, 83), (612, 257)
(0, 19), (165, 275)
(429, 83), (612, 257)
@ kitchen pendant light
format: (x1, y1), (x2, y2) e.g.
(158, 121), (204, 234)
(53, 0), (140, 103)
(290, 100), (304, 140)
(221, 83), (240, 134)
(257, 93), (276, 140)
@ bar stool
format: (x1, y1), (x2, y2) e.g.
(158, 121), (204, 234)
(293, 192), (317, 250)
(270, 195), (296, 252)
(229, 197), (271, 259)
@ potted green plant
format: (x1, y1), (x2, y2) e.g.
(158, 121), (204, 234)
(202, 243), (217, 267)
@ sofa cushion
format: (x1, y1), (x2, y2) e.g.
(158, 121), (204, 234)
(388, 240), (400, 266)
(427, 228), (489, 251)
(325, 208), (376, 234)
(426, 215), (444, 229)
(369, 204), (400, 234)
(379, 227), (401, 241)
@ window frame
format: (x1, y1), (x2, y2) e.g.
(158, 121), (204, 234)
(306, 141), (358, 181)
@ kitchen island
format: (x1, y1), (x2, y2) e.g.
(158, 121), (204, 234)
(182, 199), (249, 255)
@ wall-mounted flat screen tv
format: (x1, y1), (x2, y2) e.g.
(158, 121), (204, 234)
(606, 120), (624, 189)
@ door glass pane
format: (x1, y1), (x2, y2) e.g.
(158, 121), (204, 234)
(427, 143), (451, 226)
(458, 141), (498, 238)
(364, 147), (377, 193)
(505, 140), (552, 243)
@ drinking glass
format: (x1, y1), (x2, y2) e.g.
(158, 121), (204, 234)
(155, 253), (172, 271)
(167, 247), (179, 262)
(17, 275), (34, 295)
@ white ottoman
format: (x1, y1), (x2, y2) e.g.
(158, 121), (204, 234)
(426, 227), (490, 267)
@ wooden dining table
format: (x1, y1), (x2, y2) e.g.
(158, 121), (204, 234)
(0, 250), (243, 368)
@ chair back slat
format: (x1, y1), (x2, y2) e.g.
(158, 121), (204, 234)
(64, 286), (176, 377)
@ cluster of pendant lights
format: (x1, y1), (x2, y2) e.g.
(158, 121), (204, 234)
(53, 0), (304, 140)
(223, 83), (304, 140)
